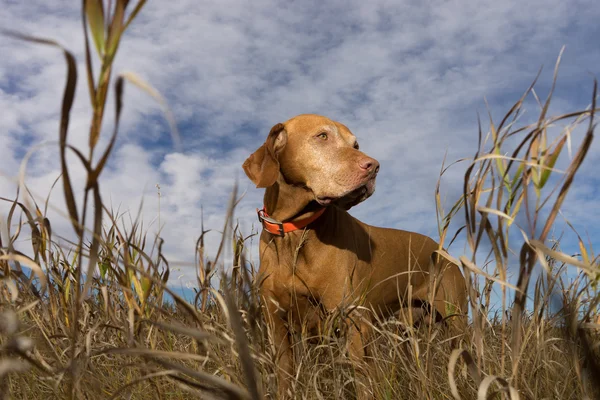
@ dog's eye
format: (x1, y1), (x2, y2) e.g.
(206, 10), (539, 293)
(317, 132), (328, 140)
(353, 142), (359, 150)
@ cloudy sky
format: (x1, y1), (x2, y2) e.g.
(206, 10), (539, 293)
(1, 0), (599, 298)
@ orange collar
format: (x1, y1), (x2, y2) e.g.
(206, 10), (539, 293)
(257, 207), (326, 237)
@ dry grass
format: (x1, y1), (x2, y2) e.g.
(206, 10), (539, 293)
(1, 2), (600, 399)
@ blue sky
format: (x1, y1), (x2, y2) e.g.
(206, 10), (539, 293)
(1, 0), (599, 304)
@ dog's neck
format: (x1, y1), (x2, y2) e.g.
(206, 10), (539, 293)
(263, 178), (322, 222)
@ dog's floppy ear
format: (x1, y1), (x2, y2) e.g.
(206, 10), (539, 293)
(243, 123), (287, 188)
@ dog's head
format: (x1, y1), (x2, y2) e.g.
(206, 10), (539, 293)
(243, 114), (379, 210)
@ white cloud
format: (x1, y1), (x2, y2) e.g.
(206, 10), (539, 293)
(1, 0), (599, 289)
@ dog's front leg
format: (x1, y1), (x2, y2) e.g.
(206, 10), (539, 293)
(347, 319), (373, 400)
(266, 301), (294, 399)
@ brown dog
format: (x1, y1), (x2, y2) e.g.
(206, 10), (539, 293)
(243, 114), (467, 398)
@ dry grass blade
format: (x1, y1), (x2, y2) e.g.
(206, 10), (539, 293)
(91, 76), (125, 181)
(15, 141), (57, 217)
(476, 206), (514, 223)
(537, 46), (564, 125)
(530, 239), (596, 273)
(120, 71), (182, 150)
(81, 184), (103, 299)
(213, 183), (262, 400)
(496, 68), (541, 135)
(79, 78), (126, 299)
(474, 154), (563, 173)
(99, 347), (208, 362)
(224, 287), (262, 400)
(154, 359), (252, 399)
(448, 348), (480, 400)
(108, 369), (178, 400)
(81, 0), (98, 105)
(477, 375), (519, 400)
(106, 237), (205, 323)
(460, 256), (520, 292)
(0, 30), (80, 237)
(0, 194), (47, 295)
(510, 78), (596, 380)
(539, 89), (595, 243)
(0, 254), (46, 294)
(59, 144), (103, 304)
(212, 183), (241, 270)
(142, 320), (220, 343)
(123, 0), (147, 31)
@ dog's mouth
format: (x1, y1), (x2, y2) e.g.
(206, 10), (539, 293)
(316, 176), (377, 210)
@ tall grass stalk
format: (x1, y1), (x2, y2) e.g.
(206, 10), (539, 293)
(1, 2), (599, 399)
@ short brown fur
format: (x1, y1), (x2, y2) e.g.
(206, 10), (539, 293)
(243, 114), (468, 398)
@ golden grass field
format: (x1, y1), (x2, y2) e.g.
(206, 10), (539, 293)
(1, 2), (599, 399)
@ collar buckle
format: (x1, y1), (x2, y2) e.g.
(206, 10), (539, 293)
(257, 208), (285, 237)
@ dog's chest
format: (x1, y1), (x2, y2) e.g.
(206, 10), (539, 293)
(263, 239), (369, 328)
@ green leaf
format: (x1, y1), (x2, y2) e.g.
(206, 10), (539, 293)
(538, 135), (567, 189)
(85, 0), (105, 57)
(510, 162), (525, 191)
(105, 0), (125, 59)
(98, 260), (109, 280)
(508, 192), (524, 227)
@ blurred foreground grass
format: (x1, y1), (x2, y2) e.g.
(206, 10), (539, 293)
(1, 2), (599, 399)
